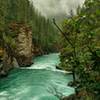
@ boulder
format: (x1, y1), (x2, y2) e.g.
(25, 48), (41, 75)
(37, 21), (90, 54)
(12, 57), (19, 68)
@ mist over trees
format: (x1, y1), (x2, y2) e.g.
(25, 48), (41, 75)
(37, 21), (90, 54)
(0, 0), (58, 53)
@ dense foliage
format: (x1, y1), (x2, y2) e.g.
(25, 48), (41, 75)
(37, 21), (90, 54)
(59, 0), (100, 99)
(0, 0), (58, 54)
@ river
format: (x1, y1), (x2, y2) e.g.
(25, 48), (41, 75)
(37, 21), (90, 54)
(0, 53), (74, 100)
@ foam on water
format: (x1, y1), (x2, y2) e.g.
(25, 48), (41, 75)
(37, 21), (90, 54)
(22, 53), (68, 73)
(0, 53), (74, 100)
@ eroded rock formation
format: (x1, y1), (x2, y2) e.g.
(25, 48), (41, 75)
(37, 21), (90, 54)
(9, 23), (33, 67)
(0, 23), (33, 77)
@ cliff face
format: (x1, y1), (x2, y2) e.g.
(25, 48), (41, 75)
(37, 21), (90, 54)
(15, 25), (33, 66)
(0, 46), (19, 77)
(0, 23), (33, 77)
(0, 50), (13, 77)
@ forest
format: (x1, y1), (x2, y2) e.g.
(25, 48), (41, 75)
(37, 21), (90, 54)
(0, 0), (100, 100)
(0, 0), (58, 54)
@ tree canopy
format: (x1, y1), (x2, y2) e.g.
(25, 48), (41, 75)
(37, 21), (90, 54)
(59, 0), (100, 99)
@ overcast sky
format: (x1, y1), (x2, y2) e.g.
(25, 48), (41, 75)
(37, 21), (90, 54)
(31, 0), (85, 18)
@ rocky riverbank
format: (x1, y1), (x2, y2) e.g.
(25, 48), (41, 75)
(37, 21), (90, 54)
(0, 22), (53, 77)
(0, 23), (33, 77)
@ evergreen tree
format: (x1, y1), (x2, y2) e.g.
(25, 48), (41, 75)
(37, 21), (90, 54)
(0, 0), (59, 54)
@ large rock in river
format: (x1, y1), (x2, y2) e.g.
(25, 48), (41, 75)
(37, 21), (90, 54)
(15, 24), (33, 66)
(10, 23), (33, 67)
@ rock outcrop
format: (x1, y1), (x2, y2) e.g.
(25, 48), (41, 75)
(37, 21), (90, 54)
(0, 49), (15, 77)
(12, 23), (33, 66)
(32, 45), (43, 56)
(0, 23), (33, 77)
(0, 40), (20, 76)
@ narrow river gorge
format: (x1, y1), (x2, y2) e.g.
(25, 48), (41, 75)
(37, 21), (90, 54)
(0, 53), (74, 100)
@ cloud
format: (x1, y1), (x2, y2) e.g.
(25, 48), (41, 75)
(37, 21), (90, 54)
(30, 0), (85, 18)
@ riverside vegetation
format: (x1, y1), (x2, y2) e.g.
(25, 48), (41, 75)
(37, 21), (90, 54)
(58, 0), (100, 99)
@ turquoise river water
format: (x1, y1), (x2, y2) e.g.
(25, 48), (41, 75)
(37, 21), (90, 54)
(0, 53), (74, 100)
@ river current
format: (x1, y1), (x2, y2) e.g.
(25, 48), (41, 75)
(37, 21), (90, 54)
(0, 53), (74, 100)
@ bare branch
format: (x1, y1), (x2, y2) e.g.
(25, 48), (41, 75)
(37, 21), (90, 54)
(53, 18), (74, 48)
